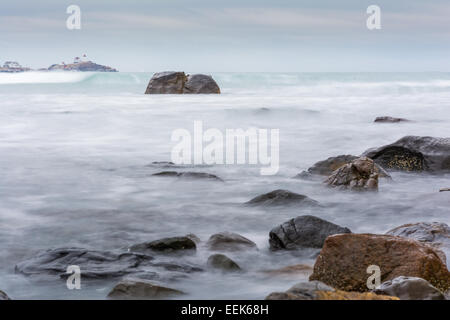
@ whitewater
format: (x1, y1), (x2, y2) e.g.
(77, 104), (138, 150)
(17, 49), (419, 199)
(0, 72), (449, 299)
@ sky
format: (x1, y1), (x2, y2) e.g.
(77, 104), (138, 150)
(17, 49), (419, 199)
(1, 0), (450, 72)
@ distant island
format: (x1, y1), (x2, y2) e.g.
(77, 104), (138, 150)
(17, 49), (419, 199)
(0, 55), (118, 73)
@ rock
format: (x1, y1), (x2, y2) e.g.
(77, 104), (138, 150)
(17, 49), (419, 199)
(185, 233), (201, 244)
(374, 116), (410, 123)
(0, 290), (10, 300)
(152, 171), (223, 181)
(325, 157), (379, 191)
(440, 188), (450, 192)
(309, 234), (450, 292)
(265, 281), (397, 300)
(262, 264), (313, 276)
(130, 236), (196, 254)
(144, 72), (220, 94)
(296, 155), (391, 179)
(107, 278), (184, 299)
(374, 276), (446, 300)
(207, 254), (241, 272)
(48, 61), (117, 72)
(15, 247), (201, 279)
(362, 136), (450, 172)
(184, 74), (221, 94)
(386, 222), (450, 263)
(246, 189), (319, 207)
(269, 215), (351, 250)
(206, 232), (257, 251)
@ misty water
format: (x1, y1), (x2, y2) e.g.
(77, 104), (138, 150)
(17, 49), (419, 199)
(0, 72), (449, 299)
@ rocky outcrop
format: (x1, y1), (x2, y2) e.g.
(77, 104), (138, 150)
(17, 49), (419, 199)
(325, 157), (379, 191)
(144, 72), (220, 94)
(130, 236), (196, 254)
(207, 254), (241, 272)
(0, 290), (10, 300)
(309, 234), (450, 292)
(48, 61), (117, 72)
(374, 116), (410, 123)
(206, 232), (257, 251)
(374, 276), (446, 300)
(265, 281), (397, 300)
(362, 136), (450, 172)
(152, 171), (223, 181)
(246, 190), (319, 207)
(107, 278), (184, 299)
(269, 215), (351, 250)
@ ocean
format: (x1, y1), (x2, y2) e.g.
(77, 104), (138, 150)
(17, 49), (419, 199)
(0, 72), (449, 299)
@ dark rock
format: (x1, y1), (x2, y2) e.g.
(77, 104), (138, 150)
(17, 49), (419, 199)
(374, 116), (410, 123)
(185, 233), (201, 244)
(130, 236), (196, 254)
(206, 232), (257, 251)
(152, 171), (223, 181)
(207, 254), (241, 272)
(144, 72), (220, 94)
(325, 157), (379, 191)
(440, 188), (450, 192)
(374, 276), (446, 300)
(0, 290), (10, 300)
(269, 215), (351, 250)
(184, 74), (220, 94)
(107, 278), (184, 299)
(145, 71), (187, 94)
(309, 234), (450, 292)
(246, 189), (319, 207)
(362, 136), (450, 172)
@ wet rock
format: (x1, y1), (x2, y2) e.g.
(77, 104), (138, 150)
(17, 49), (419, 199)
(262, 264), (313, 276)
(362, 136), (450, 172)
(145, 72), (187, 94)
(130, 236), (196, 254)
(325, 157), (379, 191)
(0, 290), (10, 300)
(246, 189), (319, 207)
(265, 281), (397, 300)
(269, 215), (351, 250)
(440, 188), (450, 192)
(144, 72), (220, 94)
(107, 278), (184, 299)
(206, 232), (257, 251)
(374, 276), (446, 300)
(152, 171), (223, 181)
(309, 234), (450, 292)
(207, 254), (241, 272)
(374, 116), (410, 123)
(185, 233), (201, 244)
(184, 74), (221, 94)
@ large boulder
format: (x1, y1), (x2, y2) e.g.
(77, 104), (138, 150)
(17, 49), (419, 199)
(325, 157), (379, 191)
(362, 136), (450, 172)
(0, 290), (10, 300)
(207, 254), (241, 272)
(246, 189), (319, 207)
(269, 215), (351, 250)
(130, 236), (196, 254)
(374, 276), (446, 300)
(206, 232), (257, 251)
(309, 234), (450, 292)
(145, 72), (220, 94)
(265, 281), (397, 300)
(107, 278), (184, 299)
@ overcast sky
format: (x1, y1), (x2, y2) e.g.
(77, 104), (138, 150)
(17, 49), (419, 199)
(1, 0), (450, 72)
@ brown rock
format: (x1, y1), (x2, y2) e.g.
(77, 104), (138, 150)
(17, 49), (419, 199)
(107, 278), (184, 299)
(206, 232), (257, 251)
(145, 72), (187, 94)
(325, 157), (379, 191)
(309, 233), (450, 293)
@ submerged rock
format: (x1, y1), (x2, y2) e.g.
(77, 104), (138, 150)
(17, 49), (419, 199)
(374, 116), (410, 123)
(144, 71), (220, 94)
(206, 232), (257, 251)
(246, 189), (319, 207)
(325, 157), (379, 191)
(152, 171), (223, 181)
(207, 254), (241, 272)
(107, 278), (184, 300)
(374, 276), (446, 300)
(362, 136), (450, 172)
(269, 215), (351, 250)
(130, 236), (196, 254)
(309, 234), (450, 292)
(0, 290), (10, 300)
